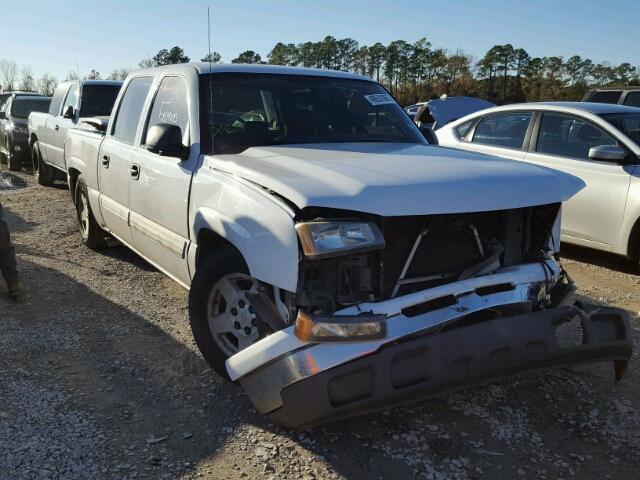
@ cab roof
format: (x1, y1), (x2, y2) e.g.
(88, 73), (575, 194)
(476, 101), (640, 117)
(133, 62), (373, 82)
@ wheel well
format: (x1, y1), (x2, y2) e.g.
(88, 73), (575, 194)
(628, 216), (640, 261)
(68, 168), (80, 203)
(196, 229), (239, 266)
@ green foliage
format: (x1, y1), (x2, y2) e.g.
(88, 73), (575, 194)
(262, 38), (638, 105)
(231, 50), (264, 64)
(153, 46), (190, 66)
(201, 52), (222, 63)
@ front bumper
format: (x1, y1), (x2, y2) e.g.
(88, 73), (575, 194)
(263, 306), (631, 429)
(228, 262), (633, 429)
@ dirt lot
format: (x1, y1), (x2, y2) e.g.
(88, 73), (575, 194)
(1, 170), (639, 480)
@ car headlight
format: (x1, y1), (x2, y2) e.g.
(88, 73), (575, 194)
(295, 220), (385, 259)
(13, 126), (28, 134)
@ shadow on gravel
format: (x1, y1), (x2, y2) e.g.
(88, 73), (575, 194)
(1, 259), (245, 478)
(3, 257), (639, 480)
(562, 243), (639, 276)
(101, 245), (159, 273)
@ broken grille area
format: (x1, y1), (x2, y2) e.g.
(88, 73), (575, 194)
(296, 203), (560, 313)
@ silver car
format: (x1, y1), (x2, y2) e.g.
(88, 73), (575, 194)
(436, 102), (640, 266)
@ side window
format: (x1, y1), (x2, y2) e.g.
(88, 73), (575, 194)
(61, 84), (78, 116)
(111, 77), (153, 144)
(472, 113), (532, 149)
(48, 84), (69, 116)
(536, 113), (617, 160)
(144, 76), (189, 146)
(454, 119), (475, 139)
(623, 92), (640, 108)
(589, 90), (622, 104)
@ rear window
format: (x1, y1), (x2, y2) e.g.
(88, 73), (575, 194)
(80, 84), (122, 117)
(111, 77), (153, 144)
(454, 119), (475, 139)
(623, 92), (640, 108)
(588, 90), (622, 104)
(10, 98), (52, 118)
(472, 113), (532, 149)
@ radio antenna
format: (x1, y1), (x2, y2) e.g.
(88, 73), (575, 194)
(207, 6), (215, 153)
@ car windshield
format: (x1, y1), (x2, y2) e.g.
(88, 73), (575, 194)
(201, 73), (426, 154)
(80, 84), (122, 117)
(601, 112), (640, 145)
(10, 98), (51, 118)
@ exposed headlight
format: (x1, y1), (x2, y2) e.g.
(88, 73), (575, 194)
(295, 220), (385, 259)
(294, 311), (386, 342)
(13, 126), (28, 134)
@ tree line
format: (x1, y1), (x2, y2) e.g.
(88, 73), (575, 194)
(2, 39), (638, 105)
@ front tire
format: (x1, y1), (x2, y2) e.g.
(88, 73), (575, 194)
(189, 247), (269, 379)
(75, 175), (107, 249)
(32, 141), (55, 186)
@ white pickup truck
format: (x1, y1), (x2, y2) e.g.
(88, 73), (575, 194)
(64, 63), (631, 428)
(28, 79), (122, 185)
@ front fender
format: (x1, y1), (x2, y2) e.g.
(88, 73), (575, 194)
(190, 168), (299, 292)
(615, 165), (640, 256)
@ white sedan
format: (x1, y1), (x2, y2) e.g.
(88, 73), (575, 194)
(437, 102), (640, 266)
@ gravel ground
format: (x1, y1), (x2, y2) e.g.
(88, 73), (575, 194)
(1, 169), (639, 480)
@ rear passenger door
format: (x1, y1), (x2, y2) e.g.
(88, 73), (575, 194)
(129, 75), (197, 286)
(524, 112), (630, 248)
(455, 112), (533, 161)
(41, 83), (69, 164)
(98, 76), (154, 247)
(46, 83), (77, 169)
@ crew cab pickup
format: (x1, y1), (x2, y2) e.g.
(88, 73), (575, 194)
(28, 79), (122, 185)
(64, 63), (631, 428)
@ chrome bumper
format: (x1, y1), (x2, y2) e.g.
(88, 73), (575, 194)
(262, 306), (631, 429)
(226, 261), (632, 428)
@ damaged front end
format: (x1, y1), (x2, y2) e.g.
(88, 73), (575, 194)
(227, 203), (632, 429)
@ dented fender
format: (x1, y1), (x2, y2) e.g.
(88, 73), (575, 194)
(188, 162), (299, 292)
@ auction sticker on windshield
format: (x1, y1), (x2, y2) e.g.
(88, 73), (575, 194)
(364, 93), (396, 106)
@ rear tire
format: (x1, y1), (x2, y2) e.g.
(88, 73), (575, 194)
(32, 141), (55, 186)
(7, 141), (21, 171)
(74, 174), (107, 249)
(189, 247), (269, 380)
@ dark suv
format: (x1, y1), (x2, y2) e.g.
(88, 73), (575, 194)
(582, 86), (640, 107)
(0, 94), (51, 170)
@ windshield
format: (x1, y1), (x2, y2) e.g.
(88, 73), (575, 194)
(201, 73), (426, 154)
(10, 98), (51, 118)
(601, 113), (640, 145)
(80, 84), (122, 117)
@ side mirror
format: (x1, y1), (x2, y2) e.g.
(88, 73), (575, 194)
(588, 144), (627, 163)
(63, 105), (75, 119)
(419, 125), (439, 145)
(144, 123), (189, 159)
(0, 111), (6, 120)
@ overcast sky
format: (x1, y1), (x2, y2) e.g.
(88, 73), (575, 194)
(1, 0), (638, 81)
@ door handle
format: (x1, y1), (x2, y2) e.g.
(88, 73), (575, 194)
(54, 125), (59, 132)
(101, 154), (110, 168)
(130, 164), (140, 180)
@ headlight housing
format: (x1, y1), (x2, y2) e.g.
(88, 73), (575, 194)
(295, 220), (385, 259)
(13, 126), (28, 134)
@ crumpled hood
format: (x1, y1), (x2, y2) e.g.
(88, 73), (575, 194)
(206, 143), (585, 216)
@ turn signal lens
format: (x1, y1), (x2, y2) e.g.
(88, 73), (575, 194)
(295, 311), (386, 342)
